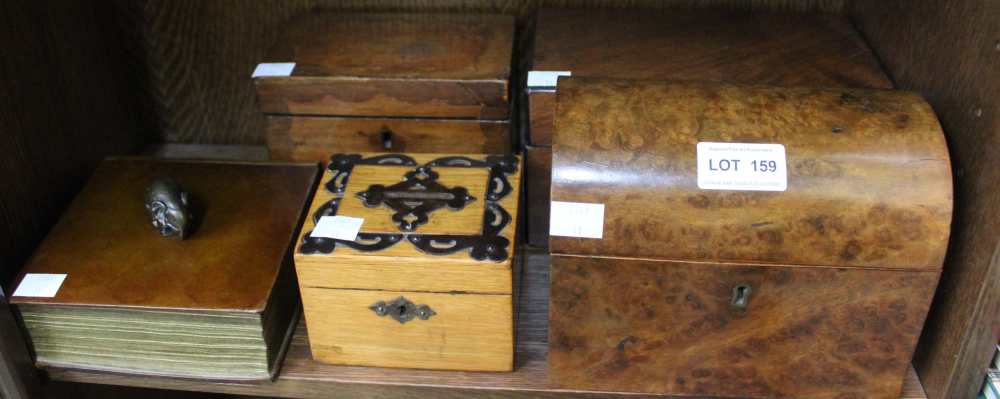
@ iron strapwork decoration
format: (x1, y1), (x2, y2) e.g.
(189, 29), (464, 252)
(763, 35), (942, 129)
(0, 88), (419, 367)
(299, 153), (518, 262)
(298, 197), (403, 254)
(356, 166), (475, 232)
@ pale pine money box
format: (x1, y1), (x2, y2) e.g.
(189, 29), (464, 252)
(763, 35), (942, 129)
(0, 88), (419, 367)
(294, 152), (521, 371)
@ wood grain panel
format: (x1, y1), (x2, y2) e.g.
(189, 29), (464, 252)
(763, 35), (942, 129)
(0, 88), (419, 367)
(852, 2), (1000, 399)
(265, 13), (514, 80)
(552, 79), (952, 270)
(524, 146), (551, 248)
(526, 93), (555, 146)
(266, 116), (511, 161)
(549, 255), (939, 398)
(113, 0), (315, 144)
(532, 9), (889, 86)
(0, 1), (147, 286)
(41, 381), (229, 399)
(301, 287), (513, 371)
(255, 78), (510, 120)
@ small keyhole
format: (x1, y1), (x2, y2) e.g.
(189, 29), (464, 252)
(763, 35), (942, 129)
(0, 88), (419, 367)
(397, 305), (407, 317)
(731, 284), (752, 310)
(380, 129), (393, 150)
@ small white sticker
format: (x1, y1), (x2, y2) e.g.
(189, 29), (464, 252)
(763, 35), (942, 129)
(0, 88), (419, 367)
(550, 201), (604, 239)
(252, 62), (296, 78)
(527, 70), (572, 90)
(697, 142), (787, 191)
(312, 216), (364, 241)
(13, 274), (67, 298)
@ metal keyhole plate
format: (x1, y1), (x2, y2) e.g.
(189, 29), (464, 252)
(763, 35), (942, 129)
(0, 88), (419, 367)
(731, 284), (752, 310)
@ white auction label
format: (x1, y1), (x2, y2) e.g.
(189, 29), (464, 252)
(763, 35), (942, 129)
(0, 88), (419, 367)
(697, 142), (787, 191)
(549, 201), (604, 239)
(252, 62), (296, 78)
(527, 70), (572, 89)
(13, 274), (67, 298)
(312, 216), (364, 241)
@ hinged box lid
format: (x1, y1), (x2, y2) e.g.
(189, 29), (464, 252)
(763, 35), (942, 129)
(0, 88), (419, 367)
(9, 158), (318, 312)
(255, 13), (513, 120)
(550, 78), (952, 271)
(294, 153), (521, 295)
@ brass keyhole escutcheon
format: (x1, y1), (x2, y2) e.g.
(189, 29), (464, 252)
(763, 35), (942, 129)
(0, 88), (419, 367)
(369, 297), (436, 324)
(731, 284), (752, 310)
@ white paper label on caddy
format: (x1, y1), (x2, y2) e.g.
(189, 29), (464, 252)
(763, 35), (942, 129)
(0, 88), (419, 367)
(312, 216), (364, 241)
(527, 70), (572, 89)
(252, 62), (296, 78)
(13, 274), (67, 298)
(549, 201), (605, 239)
(697, 142), (787, 191)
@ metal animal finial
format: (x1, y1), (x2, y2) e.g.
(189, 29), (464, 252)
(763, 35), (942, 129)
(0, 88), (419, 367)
(145, 178), (193, 239)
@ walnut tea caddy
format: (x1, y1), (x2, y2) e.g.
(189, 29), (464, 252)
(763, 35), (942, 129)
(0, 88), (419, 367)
(294, 152), (521, 372)
(547, 78), (952, 398)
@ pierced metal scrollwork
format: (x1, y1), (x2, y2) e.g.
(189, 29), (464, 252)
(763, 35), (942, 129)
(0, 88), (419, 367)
(300, 197), (404, 254)
(356, 166), (475, 232)
(299, 231), (403, 254)
(301, 153), (519, 262)
(408, 234), (511, 262)
(325, 153), (417, 194)
(312, 198), (341, 224)
(426, 155), (518, 201)
(369, 297), (436, 324)
(407, 203), (512, 261)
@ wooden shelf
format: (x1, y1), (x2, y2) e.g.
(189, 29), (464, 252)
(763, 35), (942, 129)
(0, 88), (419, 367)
(41, 250), (927, 398)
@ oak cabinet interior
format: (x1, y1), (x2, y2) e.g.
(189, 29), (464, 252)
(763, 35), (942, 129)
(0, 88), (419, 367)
(0, 1), (996, 399)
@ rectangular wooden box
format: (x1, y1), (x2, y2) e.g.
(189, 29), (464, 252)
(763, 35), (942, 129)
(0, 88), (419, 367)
(293, 152), (521, 371)
(521, 8), (892, 247)
(548, 78), (952, 398)
(255, 13), (515, 160)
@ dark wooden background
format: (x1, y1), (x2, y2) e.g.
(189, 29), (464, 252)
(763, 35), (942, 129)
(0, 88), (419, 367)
(853, 2), (1000, 398)
(0, 1), (147, 287)
(0, 1), (996, 399)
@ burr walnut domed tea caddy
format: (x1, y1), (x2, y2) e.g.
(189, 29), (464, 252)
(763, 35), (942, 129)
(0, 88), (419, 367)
(547, 78), (952, 398)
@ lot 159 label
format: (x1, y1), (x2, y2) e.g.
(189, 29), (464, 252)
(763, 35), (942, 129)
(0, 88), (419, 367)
(696, 142), (787, 191)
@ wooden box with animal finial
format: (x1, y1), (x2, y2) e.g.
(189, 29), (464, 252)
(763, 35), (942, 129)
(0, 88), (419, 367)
(293, 152), (521, 371)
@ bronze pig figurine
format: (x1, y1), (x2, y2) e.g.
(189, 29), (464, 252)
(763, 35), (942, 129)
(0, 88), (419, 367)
(145, 178), (193, 239)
